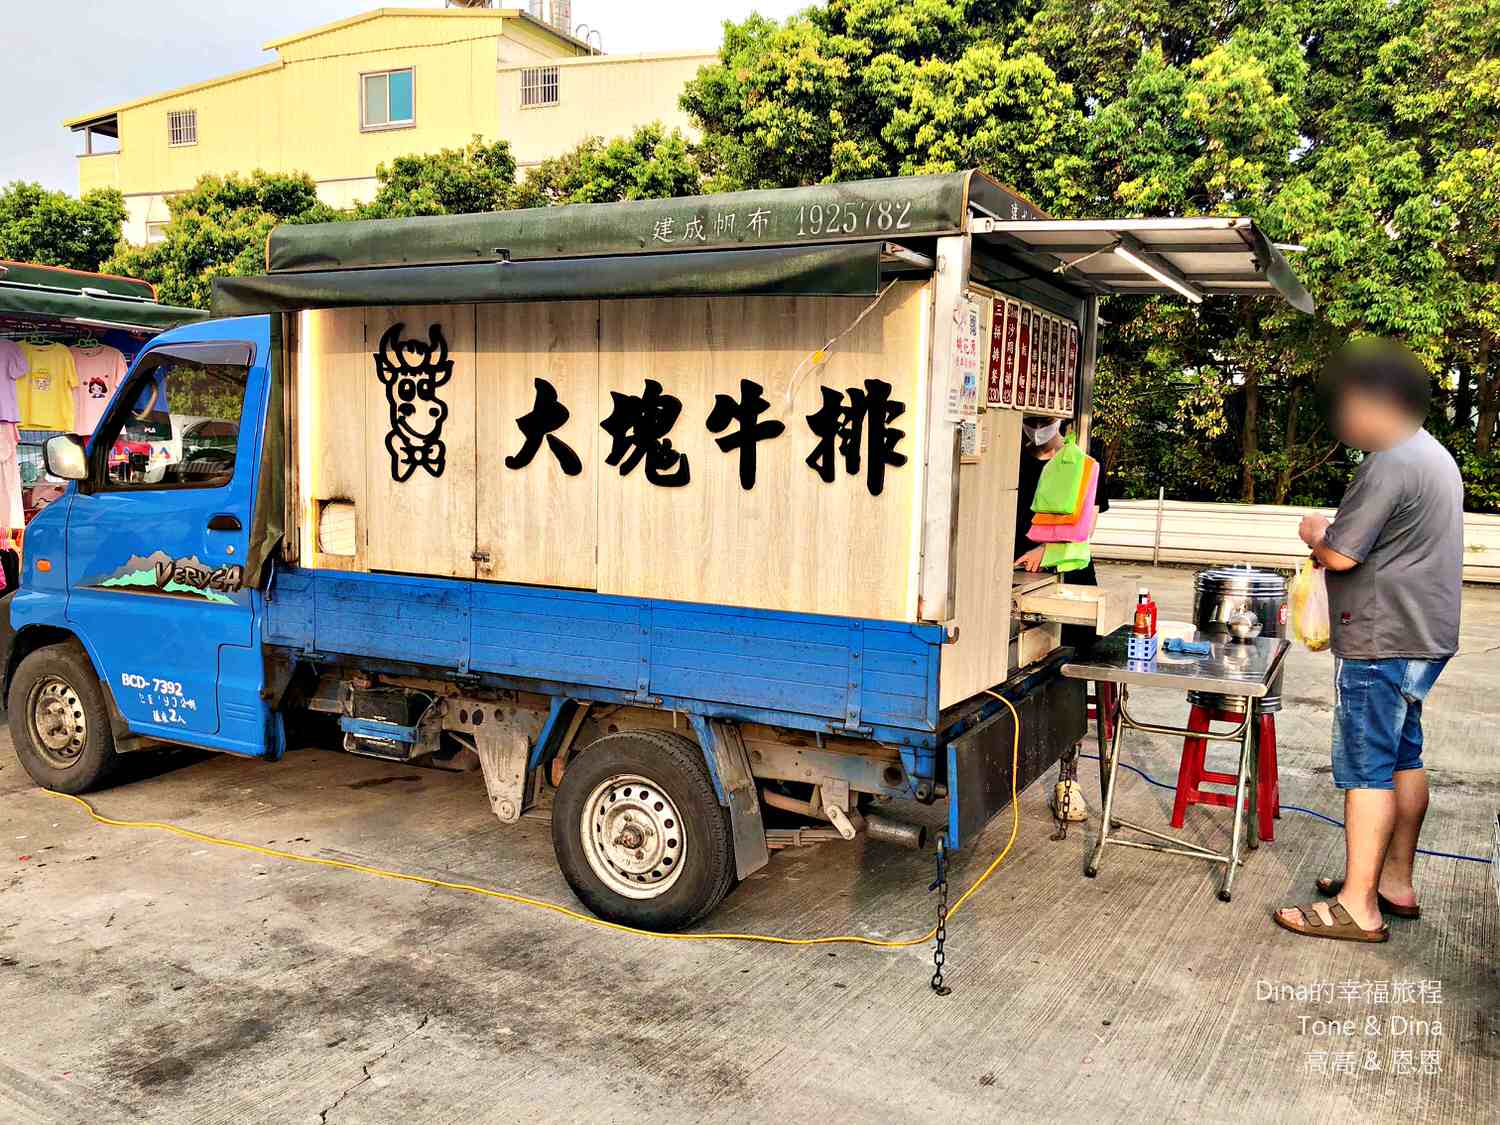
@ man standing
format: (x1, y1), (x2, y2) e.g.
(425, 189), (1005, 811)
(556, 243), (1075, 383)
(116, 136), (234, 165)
(1274, 340), (1463, 943)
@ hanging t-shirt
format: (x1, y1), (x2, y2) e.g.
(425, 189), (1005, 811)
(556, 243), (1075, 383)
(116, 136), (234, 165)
(0, 340), (25, 423)
(69, 344), (128, 436)
(17, 342), (78, 431)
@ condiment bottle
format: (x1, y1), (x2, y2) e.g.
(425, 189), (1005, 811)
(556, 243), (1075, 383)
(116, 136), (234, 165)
(1133, 588), (1158, 638)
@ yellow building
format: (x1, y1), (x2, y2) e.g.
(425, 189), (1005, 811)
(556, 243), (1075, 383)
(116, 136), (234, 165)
(65, 7), (715, 244)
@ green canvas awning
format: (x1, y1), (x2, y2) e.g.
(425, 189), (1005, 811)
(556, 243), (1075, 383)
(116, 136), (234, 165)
(264, 171), (1048, 273)
(213, 242), (887, 316)
(0, 281), (209, 331)
(0, 261), (155, 299)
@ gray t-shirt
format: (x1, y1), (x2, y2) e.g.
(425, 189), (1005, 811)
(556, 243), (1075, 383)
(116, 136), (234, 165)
(1322, 428), (1463, 660)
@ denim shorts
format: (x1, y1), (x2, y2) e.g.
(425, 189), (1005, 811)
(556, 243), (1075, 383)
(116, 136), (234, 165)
(1331, 657), (1449, 790)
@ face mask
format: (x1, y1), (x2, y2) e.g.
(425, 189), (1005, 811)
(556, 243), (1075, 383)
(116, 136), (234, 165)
(1024, 420), (1062, 447)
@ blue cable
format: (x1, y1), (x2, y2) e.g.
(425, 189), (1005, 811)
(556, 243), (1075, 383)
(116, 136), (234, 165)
(1079, 753), (1492, 865)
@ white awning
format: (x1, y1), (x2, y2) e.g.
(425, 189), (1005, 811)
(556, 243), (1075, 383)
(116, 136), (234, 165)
(970, 216), (1313, 313)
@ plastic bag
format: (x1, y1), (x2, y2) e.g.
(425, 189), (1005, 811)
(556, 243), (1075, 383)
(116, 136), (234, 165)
(1031, 435), (1090, 513)
(1288, 558), (1330, 652)
(1041, 541), (1092, 572)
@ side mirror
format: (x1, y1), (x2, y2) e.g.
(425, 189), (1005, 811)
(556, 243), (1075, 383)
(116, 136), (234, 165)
(44, 434), (88, 481)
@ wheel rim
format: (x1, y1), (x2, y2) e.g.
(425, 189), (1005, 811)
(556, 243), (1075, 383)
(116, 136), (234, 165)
(27, 676), (87, 770)
(579, 773), (686, 899)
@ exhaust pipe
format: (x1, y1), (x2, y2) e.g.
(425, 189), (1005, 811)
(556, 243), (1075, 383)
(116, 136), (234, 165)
(864, 813), (927, 850)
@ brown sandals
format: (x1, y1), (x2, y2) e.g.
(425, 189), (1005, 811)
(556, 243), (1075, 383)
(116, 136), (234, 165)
(1273, 901), (1390, 943)
(1315, 876), (1421, 919)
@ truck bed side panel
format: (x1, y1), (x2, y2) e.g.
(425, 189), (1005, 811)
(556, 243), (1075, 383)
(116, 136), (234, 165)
(265, 568), (942, 739)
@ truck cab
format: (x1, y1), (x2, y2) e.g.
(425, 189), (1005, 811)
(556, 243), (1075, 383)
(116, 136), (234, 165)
(8, 316), (279, 779)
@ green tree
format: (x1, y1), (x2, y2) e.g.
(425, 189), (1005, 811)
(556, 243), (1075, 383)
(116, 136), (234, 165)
(0, 182), (126, 271)
(104, 171), (337, 309)
(512, 124), (703, 208)
(681, 1), (1076, 202)
(1259, 0), (1500, 505)
(357, 136), (518, 219)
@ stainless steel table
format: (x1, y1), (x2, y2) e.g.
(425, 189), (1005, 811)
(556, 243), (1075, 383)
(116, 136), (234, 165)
(1062, 627), (1291, 901)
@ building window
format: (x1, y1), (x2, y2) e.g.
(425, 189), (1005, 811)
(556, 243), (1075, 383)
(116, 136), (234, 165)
(144, 222), (170, 245)
(362, 68), (415, 130)
(520, 66), (559, 108)
(167, 109), (197, 147)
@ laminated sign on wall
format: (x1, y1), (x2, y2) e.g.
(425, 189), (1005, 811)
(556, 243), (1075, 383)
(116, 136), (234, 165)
(955, 293), (984, 463)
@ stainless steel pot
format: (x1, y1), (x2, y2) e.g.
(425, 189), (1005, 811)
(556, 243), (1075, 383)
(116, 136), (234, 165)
(1189, 565), (1288, 714)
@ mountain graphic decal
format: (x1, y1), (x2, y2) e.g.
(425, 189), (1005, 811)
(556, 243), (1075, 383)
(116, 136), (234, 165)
(93, 551), (245, 604)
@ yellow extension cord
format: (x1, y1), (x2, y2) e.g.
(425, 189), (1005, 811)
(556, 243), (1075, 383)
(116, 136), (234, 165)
(38, 692), (1022, 950)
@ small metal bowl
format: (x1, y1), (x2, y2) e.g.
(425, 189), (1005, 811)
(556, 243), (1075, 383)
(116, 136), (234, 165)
(1226, 611), (1263, 641)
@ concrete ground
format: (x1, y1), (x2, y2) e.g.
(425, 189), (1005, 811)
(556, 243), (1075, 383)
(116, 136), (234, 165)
(0, 563), (1495, 1124)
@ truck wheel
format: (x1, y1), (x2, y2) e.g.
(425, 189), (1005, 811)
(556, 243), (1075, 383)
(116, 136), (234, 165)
(551, 730), (736, 931)
(8, 644), (120, 794)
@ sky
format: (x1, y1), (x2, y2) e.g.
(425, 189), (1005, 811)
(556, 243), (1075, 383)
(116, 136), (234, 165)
(3, 1), (811, 194)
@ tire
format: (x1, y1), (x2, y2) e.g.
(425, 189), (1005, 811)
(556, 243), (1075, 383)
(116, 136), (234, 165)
(8, 642), (121, 794)
(551, 729), (737, 931)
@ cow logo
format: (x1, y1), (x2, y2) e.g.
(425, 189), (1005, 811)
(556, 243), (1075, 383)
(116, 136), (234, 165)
(374, 322), (452, 482)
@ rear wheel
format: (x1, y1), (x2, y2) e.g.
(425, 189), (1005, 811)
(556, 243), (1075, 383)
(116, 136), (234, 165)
(551, 730), (736, 931)
(8, 643), (120, 793)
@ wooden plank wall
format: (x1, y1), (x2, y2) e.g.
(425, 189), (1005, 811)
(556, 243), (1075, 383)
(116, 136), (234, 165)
(299, 308), (369, 572)
(939, 409), (1023, 708)
(474, 301), (599, 589)
(363, 305), (478, 579)
(596, 283), (928, 620)
(296, 283), (931, 621)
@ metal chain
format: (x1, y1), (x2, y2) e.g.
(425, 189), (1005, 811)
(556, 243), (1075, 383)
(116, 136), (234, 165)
(1052, 746), (1079, 841)
(929, 836), (952, 996)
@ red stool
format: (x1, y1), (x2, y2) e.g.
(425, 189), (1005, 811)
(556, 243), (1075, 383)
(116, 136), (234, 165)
(1171, 705), (1280, 842)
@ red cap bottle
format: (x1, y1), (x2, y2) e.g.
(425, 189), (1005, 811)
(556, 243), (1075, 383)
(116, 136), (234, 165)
(1133, 588), (1158, 638)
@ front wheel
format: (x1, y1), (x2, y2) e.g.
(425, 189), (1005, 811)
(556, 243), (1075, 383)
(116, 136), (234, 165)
(551, 729), (736, 931)
(8, 643), (121, 794)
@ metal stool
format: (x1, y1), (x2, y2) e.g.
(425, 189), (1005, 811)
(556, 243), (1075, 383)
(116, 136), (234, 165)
(1171, 705), (1280, 842)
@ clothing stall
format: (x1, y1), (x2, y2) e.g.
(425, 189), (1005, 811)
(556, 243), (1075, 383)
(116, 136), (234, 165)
(0, 261), (207, 587)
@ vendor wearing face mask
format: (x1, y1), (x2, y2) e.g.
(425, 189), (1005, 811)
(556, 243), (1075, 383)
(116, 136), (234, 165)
(1012, 415), (1110, 590)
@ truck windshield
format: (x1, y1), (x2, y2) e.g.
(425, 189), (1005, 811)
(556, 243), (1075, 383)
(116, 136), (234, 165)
(96, 351), (249, 490)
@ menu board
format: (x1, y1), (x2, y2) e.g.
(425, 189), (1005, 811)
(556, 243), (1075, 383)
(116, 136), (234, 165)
(1047, 317), (1061, 410)
(1064, 324), (1079, 413)
(1020, 309), (1032, 411)
(986, 299), (1008, 407)
(970, 292), (1076, 418)
(1040, 316), (1054, 410)
(1041, 314), (1054, 410)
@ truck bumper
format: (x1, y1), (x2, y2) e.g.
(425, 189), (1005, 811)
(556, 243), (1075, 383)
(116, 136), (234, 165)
(944, 655), (1087, 849)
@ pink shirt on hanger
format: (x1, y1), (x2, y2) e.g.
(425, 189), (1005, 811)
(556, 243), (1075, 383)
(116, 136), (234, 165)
(0, 340), (25, 424)
(70, 345), (128, 436)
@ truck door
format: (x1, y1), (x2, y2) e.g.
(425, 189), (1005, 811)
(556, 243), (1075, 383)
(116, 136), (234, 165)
(65, 329), (272, 757)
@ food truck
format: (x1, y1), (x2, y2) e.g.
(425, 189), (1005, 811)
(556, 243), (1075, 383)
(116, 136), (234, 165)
(0, 172), (1311, 929)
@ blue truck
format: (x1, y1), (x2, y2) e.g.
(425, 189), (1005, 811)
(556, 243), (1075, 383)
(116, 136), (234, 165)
(2, 173), (1310, 929)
